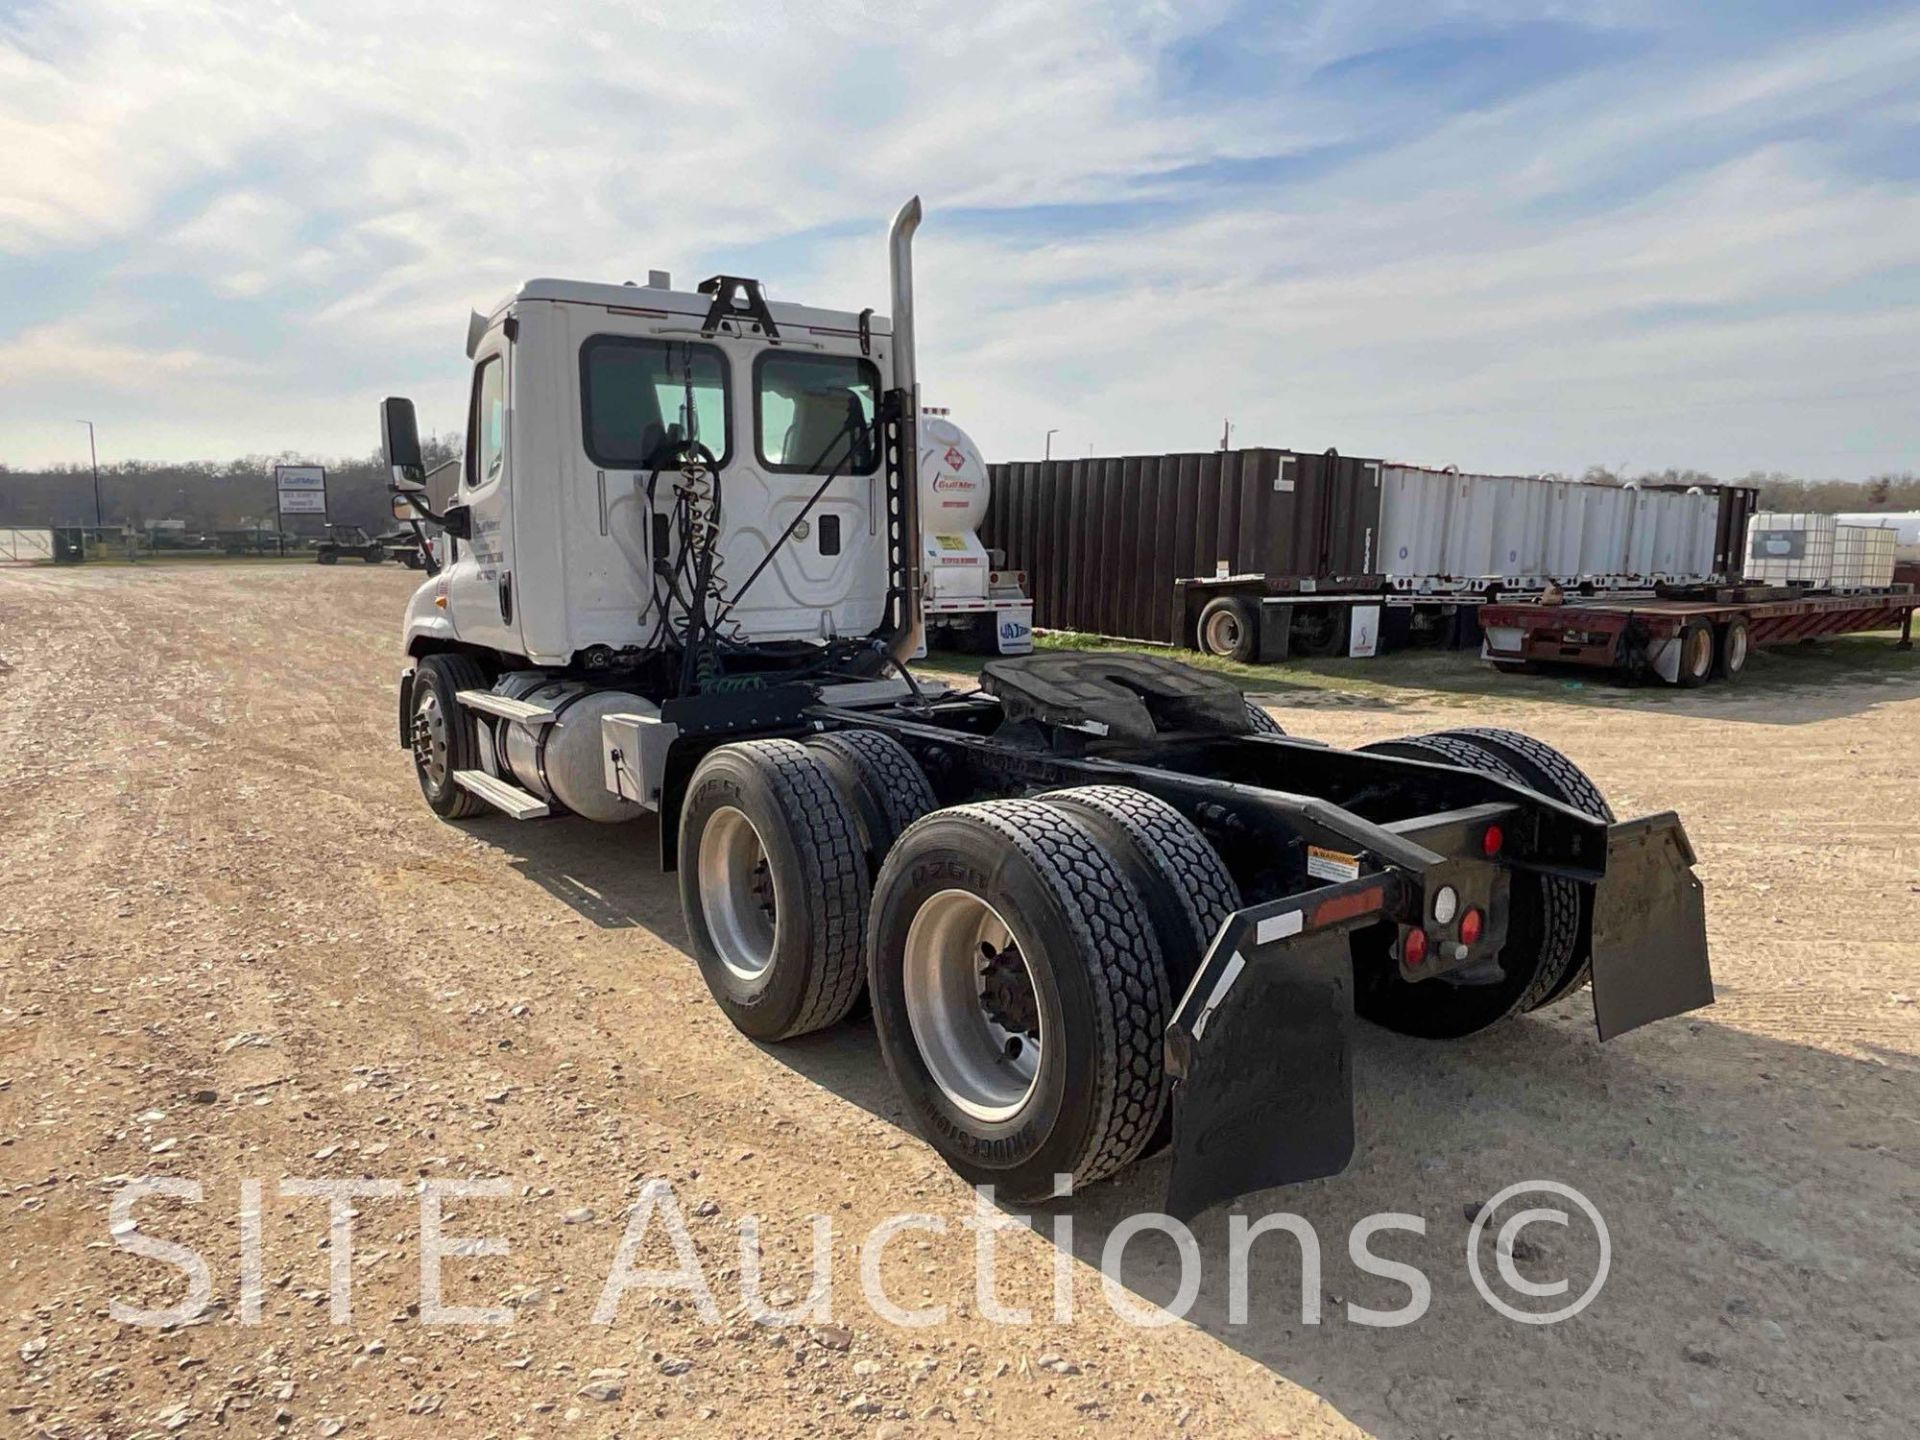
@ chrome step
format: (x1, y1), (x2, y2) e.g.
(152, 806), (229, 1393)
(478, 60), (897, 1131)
(451, 769), (549, 819)
(456, 689), (557, 725)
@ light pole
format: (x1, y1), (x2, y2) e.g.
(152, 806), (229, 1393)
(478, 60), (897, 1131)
(1045, 428), (1059, 461)
(76, 420), (103, 534)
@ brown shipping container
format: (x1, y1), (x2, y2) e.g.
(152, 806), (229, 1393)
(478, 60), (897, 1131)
(981, 448), (1386, 644)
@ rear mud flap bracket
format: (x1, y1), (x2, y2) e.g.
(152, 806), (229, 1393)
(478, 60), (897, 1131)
(1163, 876), (1396, 1220)
(1589, 811), (1713, 1039)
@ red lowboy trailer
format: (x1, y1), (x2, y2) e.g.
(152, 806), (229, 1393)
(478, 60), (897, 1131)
(1480, 585), (1919, 687)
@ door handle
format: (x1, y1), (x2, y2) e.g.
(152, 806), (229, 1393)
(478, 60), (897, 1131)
(498, 571), (513, 624)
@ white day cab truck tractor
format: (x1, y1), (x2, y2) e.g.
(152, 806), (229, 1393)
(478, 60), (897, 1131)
(383, 198), (1714, 1216)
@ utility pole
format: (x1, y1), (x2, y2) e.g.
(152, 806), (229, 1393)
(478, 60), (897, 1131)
(1044, 428), (1058, 462)
(1219, 418), (1234, 451)
(76, 420), (102, 541)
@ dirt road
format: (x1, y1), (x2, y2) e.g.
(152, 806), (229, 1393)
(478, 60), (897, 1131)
(2, 564), (1915, 1438)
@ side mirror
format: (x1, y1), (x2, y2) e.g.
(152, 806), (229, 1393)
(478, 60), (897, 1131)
(392, 491), (429, 523)
(441, 503), (473, 541)
(381, 397), (425, 490)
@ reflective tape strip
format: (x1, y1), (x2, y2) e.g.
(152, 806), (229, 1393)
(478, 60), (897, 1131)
(1256, 910), (1305, 945)
(1191, 951), (1247, 1041)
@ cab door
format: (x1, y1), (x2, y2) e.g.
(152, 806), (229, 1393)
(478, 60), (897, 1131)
(446, 337), (520, 652)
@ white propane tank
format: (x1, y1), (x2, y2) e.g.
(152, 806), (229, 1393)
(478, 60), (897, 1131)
(918, 416), (992, 603)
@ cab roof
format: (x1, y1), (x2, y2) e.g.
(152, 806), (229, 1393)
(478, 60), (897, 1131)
(497, 277), (892, 340)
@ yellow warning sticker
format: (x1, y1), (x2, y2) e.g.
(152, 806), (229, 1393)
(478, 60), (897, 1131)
(935, 534), (968, 551)
(1306, 845), (1361, 883)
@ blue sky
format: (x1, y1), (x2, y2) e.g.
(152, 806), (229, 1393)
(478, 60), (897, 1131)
(2, 1), (1918, 478)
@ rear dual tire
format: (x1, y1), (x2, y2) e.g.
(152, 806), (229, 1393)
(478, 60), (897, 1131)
(868, 800), (1178, 1201)
(1354, 727), (1612, 1037)
(678, 740), (871, 1040)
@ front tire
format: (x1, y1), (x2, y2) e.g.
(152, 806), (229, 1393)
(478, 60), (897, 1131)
(410, 654), (487, 819)
(868, 800), (1171, 1201)
(678, 741), (869, 1040)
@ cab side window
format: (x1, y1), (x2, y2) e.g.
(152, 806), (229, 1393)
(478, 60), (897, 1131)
(466, 356), (505, 489)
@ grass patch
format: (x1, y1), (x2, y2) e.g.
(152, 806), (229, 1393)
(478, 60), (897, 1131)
(917, 625), (1920, 712)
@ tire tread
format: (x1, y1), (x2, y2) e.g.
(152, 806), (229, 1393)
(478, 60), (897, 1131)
(901, 799), (1171, 1184)
(693, 739), (870, 1038)
(806, 730), (937, 874)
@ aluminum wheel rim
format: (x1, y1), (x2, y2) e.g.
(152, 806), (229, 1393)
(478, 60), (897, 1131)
(1204, 609), (1242, 655)
(1687, 627), (1713, 676)
(698, 806), (777, 981)
(902, 889), (1042, 1123)
(412, 689), (449, 787)
(1726, 625), (1748, 672)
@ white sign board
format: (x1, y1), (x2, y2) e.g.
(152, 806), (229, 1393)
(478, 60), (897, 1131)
(1348, 604), (1380, 658)
(275, 464), (327, 519)
(275, 465), (326, 492)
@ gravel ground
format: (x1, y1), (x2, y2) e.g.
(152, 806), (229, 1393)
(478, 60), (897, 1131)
(1, 563), (1915, 1439)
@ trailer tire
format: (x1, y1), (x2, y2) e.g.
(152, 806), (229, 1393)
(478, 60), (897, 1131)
(805, 729), (938, 879)
(317, 550), (338, 565)
(1675, 618), (1715, 687)
(679, 740), (869, 1041)
(1716, 617), (1750, 680)
(1197, 596), (1259, 662)
(1354, 734), (1579, 1034)
(1436, 727), (1614, 1009)
(868, 800), (1171, 1201)
(410, 653), (488, 819)
(1242, 698), (1286, 735)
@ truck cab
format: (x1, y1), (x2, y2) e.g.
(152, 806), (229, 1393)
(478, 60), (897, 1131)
(404, 275), (900, 668)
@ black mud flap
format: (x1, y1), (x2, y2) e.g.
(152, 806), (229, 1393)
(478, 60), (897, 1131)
(1589, 811), (1712, 1040)
(1162, 877), (1395, 1220)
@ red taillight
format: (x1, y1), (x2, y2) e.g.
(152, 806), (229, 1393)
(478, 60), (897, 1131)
(1403, 928), (1429, 967)
(1460, 908), (1484, 945)
(1481, 824), (1504, 858)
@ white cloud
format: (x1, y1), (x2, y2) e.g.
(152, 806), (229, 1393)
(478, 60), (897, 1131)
(0, 316), (257, 388)
(0, 1), (1916, 476)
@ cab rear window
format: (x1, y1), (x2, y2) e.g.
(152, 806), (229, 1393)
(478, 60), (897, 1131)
(754, 351), (880, 474)
(580, 336), (730, 469)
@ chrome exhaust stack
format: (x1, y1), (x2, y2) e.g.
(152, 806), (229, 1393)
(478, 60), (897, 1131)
(885, 196), (926, 665)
